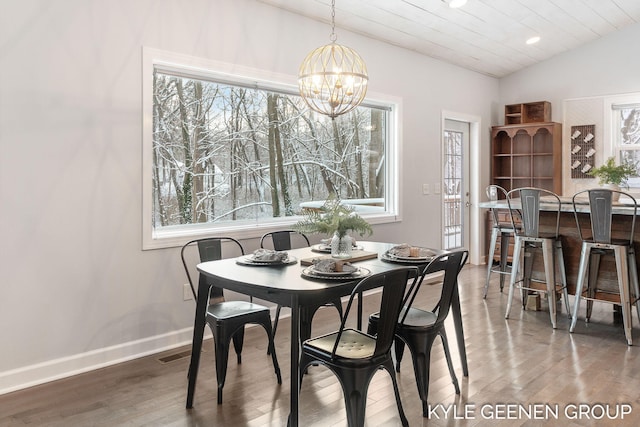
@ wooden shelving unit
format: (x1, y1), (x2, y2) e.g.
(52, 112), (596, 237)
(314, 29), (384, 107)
(504, 101), (551, 125)
(490, 122), (562, 194)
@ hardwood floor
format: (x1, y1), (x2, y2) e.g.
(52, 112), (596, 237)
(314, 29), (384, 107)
(2, 263), (640, 426)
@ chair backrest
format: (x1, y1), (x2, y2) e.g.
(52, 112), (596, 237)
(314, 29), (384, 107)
(572, 188), (638, 244)
(399, 250), (468, 328)
(486, 185), (509, 226)
(506, 187), (561, 238)
(331, 266), (419, 360)
(260, 230), (310, 251)
(180, 237), (245, 300)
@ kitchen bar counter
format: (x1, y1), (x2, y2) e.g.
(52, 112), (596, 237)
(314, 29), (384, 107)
(479, 198), (639, 296)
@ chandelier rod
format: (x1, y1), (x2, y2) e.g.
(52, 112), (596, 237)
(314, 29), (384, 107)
(330, 0), (337, 43)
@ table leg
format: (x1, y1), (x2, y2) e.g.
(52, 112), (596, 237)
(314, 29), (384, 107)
(451, 282), (468, 377)
(186, 285), (209, 408)
(289, 295), (300, 427)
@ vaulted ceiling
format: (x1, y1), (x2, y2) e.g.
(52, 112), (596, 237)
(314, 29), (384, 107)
(258, 0), (640, 78)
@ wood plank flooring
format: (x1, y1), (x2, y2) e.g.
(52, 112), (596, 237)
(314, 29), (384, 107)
(2, 263), (640, 426)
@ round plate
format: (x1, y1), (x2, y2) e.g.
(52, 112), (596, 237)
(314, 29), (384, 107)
(250, 257), (285, 264)
(309, 264), (358, 277)
(236, 256), (297, 266)
(381, 253), (433, 264)
(301, 266), (370, 281)
(387, 247), (437, 261)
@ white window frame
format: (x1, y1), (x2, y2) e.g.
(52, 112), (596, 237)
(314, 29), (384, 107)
(605, 92), (640, 192)
(141, 47), (402, 250)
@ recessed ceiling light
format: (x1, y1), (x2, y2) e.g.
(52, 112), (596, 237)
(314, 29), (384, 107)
(444, 0), (467, 8)
(526, 36), (541, 45)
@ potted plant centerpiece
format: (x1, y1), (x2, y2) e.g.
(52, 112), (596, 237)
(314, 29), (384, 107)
(588, 156), (638, 199)
(295, 198), (372, 258)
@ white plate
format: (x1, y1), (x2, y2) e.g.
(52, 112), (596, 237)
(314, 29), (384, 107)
(250, 257), (285, 264)
(381, 252), (433, 264)
(237, 256), (297, 266)
(301, 266), (370, 280)
(309, 264), (358, 276)
(387, 247), (437, 261)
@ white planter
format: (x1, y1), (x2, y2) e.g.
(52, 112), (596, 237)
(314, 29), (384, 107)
(601, 183), (621, 201)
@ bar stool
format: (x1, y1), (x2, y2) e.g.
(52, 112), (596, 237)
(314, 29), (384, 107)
(483, 185), (518, 298)
(569, 189), (640, 346)
(504, 187), (570, 328)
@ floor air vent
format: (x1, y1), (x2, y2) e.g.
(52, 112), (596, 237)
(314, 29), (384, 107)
(157, 349), (192, 364)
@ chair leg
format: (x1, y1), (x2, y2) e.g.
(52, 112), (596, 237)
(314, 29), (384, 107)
(336, 365), (377, 427)
(404, 333), (438, 417)
(541, 239), (557, 328)
(384, 358), (409, 427)
(570, 244), (590, 333)
(628, 248), (640, 322)
(231, 326), (245, 364)
(499, 231), (511, 292)
(439, 331), (460, 394)
(260, 320), (282, 384)
(555, 239), (571, 317)
(586, 253), (601, 322)
(394, 337), (406, 372)
(614, 246), (633, 346)
(484, 227), (499, 298)
(268, 305), (282, 355)
(212, 328), (232, 405)
(505, 237), (522, 319)
(522, 245), (535, 308)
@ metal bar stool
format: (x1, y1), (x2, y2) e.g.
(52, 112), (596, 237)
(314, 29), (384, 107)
(483, 185), (518, 298)
(504, 187), (571, 328)
(569, 189), (640, 345)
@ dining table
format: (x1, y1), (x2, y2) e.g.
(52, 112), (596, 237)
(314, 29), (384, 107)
(186, 241), (468, 426)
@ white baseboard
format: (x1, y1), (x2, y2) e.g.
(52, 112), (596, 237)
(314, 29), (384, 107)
(0, 295), (374, 395)
(0, 327), (206, 395)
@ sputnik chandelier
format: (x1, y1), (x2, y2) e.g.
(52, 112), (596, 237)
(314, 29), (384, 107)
(297, 0), (368, 119)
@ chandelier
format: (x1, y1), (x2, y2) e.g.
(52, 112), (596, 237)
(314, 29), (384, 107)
(298, 0), (368, 119)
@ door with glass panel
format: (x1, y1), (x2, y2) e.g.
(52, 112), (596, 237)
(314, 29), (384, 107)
(443, 119), (470, 250)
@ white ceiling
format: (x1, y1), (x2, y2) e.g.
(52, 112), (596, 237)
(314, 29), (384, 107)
(258, 0), (640, 78)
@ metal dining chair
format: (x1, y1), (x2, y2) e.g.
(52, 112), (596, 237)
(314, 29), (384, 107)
(484, 184), (519, 298)
(181, 237), (281, 404)
(260, 230), (343, 348)
(504, 187), (571, 328)
(298, 266), (418, 427)
(569, 189), (640, 345)
(367, 250), (468, 417)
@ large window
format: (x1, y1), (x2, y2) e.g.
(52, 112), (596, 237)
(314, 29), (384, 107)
(142, 49), (399, 249)
(613, 103), (640, 188)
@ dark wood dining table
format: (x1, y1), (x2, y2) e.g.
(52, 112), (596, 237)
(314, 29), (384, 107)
(186, 241), (468, 426)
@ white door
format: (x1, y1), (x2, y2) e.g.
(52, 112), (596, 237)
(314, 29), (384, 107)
(443, 119), (470, 250)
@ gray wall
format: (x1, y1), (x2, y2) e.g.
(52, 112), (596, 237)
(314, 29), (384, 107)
(499, 23), (640, 122)
(0, 0), (498, 392)
(499, 22), (640, 197)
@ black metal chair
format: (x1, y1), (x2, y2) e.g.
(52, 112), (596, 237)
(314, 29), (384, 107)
(368, 250), (468, 417)
(181, 237), (281, 404)
(260, 230), (343, 346)
(569, 189), (640, 345)
(504, 187), (570, 328)
(484, 185), (518, 298)
(298, 267), (418, 427)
